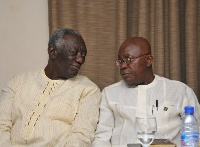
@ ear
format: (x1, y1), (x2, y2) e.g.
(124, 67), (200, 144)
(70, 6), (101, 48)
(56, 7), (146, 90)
(146, 55), (153, 67)
(48, 46), (58, 59)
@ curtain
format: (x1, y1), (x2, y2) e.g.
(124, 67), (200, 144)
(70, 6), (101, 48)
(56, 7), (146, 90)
(48, 0), (200, 100)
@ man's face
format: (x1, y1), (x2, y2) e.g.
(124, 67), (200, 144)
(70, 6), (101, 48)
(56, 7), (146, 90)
(118, 44), (148, 86)
(54, 34), (87, 79)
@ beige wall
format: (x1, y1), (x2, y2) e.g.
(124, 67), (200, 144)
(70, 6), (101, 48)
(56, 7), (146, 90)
(0, 0), (49, 91)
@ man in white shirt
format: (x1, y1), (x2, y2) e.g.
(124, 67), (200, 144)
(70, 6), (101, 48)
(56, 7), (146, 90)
(92, 37), (200, 147)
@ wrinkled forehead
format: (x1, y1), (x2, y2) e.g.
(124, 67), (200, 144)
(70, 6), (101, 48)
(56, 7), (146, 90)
(118, 44), (142, 57)
(63, 34), (87, 50)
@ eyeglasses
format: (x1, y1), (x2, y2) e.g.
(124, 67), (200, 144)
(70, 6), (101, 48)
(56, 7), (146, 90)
(116, 53), (150, 66)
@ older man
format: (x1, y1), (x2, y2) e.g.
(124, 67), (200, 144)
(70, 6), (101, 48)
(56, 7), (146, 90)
(92, 37), (200, 147)
(0, 28), (101, 147)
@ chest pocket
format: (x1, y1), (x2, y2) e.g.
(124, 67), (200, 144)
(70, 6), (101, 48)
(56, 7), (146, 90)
(152, 100), (181, 137)
(161, 101), (181, 121)
(45, 99), (78, 124)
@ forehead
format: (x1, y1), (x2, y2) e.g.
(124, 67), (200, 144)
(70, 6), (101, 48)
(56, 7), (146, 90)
(118, 44), (141, 57)
(63, 34), (86, 50)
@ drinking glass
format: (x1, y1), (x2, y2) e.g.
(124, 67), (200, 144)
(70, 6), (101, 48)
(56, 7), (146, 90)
(135, 117), (157, 147)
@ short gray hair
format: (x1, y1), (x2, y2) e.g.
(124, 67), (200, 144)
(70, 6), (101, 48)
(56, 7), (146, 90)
(48, 28), (82, 50)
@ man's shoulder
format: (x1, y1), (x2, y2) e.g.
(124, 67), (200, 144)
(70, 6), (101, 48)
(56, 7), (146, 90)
(14, 69), (42, 79)
(75, 75), (99, 88)
(156, 75), (190, 88)
(4, 69), (42, 89)
(9, 69), (40, 80)
(104, 80), (124, 91)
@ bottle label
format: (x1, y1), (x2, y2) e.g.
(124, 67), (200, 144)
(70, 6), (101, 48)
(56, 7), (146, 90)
(181, 131), (199, 146)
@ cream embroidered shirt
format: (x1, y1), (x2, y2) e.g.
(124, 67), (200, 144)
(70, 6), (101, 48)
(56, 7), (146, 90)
(0, 69), (101, 147)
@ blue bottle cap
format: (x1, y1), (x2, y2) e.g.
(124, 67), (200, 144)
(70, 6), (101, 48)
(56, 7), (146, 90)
(184, 106), (194, 114)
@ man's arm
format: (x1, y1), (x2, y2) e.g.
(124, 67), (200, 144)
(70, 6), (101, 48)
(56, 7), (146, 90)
(55, 85), (101, 147)
(185, 87), (200, 124)
(92, 89), (114, 147)
(0, 77), (17, 147)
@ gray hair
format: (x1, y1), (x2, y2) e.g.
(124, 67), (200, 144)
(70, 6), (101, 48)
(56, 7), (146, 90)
(48, 28), (82, 50)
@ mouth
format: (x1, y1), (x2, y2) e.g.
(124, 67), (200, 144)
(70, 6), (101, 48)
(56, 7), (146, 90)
(71, 64), (81, 70)
(121, 72), (131, 79)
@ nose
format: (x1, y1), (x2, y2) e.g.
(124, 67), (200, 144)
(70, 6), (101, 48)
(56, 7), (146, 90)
(120, 62), (128, 70)
(75, 54), (85, 64)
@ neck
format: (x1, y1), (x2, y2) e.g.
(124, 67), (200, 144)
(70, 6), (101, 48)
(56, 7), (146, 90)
(44, 64), (53, 79)
(144, 70), (155, 85)
(44, 62), (60, 80)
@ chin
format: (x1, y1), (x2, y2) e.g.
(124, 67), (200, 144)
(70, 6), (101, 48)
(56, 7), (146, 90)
(69, 72), (78, 78)
(124, 80), (132, 86)
(124, 80), (138, 87)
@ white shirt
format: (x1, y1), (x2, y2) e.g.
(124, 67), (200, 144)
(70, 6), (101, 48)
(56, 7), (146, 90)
(92, 75), (200, 147)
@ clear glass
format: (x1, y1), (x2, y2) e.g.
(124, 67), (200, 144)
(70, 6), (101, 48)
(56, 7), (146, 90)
(135, 117), (157, 147)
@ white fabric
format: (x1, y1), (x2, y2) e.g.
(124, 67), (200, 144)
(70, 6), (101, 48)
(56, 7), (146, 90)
(0, 69), (101, 147)
(92, 75), (200, 147)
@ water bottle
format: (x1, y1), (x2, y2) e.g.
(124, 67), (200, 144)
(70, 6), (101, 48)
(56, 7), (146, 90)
(180, 106), (199, 147)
